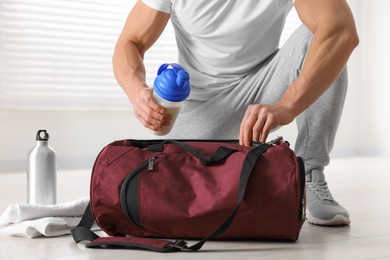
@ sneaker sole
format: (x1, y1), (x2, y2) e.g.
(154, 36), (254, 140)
(307, 211), (351, 226)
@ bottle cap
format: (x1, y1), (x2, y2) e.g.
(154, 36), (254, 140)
(154, 63), (190, 102)
(36, 130), (49, 141)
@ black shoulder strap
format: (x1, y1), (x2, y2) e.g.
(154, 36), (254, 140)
(71, 203), (99, 243)
(71, 144), (269, 252)
(148, 140), (238, 165)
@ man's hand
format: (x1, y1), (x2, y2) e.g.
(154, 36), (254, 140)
(132, 88), (171, 132)
(239, 101), (295, 146)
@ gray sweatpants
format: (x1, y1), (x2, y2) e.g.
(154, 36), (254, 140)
(167, 25), (348, 176)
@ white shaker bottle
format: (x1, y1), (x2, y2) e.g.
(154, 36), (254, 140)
(27, 129), (57, 205)
(152, 63), (190, 136)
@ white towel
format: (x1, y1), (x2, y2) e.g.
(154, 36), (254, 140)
(0, 197), (95, 238)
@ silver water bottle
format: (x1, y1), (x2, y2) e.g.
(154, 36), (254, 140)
(27, 130), (57, 205)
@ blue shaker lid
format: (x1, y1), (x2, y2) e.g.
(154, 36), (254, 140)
(153, 63), (190, 102)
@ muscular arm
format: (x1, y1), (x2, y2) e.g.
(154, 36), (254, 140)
(283, 0), (359, 117)
(240, 0), (359, 145)
(113, 1), (170, 131)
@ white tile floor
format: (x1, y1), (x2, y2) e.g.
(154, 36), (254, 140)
(0, 157), (389, 260)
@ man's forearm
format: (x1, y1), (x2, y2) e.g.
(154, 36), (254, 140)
(112, 1), (169, 105)
(281, 25), (359, 116)
(112, 40), (148, 104)
(282, 0), (359, 117)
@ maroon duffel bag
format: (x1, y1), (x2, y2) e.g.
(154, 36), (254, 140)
(72, 137), (306, 252)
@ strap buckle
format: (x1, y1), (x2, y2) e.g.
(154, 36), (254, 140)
(166, 240), (188, 250)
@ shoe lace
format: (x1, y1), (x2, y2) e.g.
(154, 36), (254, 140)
(307, 181), (334, 201)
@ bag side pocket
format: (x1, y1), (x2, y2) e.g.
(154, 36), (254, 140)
(120, 156), (159, 228)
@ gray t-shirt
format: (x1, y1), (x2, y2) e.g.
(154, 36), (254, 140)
(143, 0), (293, 100)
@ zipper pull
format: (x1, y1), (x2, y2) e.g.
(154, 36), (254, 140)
(148, 156), (157, 171)
(268, 136), (283, 146)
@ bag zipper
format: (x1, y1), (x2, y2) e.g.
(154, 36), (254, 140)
(148, 156), (157, 171)
(267, 136), (284, 146)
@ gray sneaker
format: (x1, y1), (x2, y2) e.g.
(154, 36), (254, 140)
(306, 171), (350, 226)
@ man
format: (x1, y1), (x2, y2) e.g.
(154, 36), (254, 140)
(112, 0), (359, 226)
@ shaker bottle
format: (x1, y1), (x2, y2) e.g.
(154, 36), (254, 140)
(152, 63), (190, 135)
(27, 129), (57, 205)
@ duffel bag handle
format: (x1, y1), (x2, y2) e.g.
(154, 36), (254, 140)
(148, 140), (238, 165)
(72, 144), (269, 252)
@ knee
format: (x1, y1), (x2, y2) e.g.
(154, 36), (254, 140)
(296, 24), (313, 40)
(285, 25), (313, 50)
(280, 25), (313, 72)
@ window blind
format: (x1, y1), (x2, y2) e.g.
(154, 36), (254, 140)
(0, 1), (301, 111)
(0, 0), (177, 111)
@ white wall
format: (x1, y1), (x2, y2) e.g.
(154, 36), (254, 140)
(1, 0), (389, 173)
(0, 110), (150, 172)
(355, 0), (390, 156)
